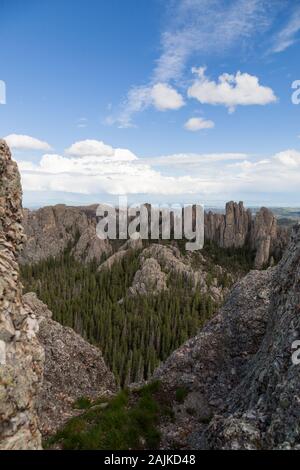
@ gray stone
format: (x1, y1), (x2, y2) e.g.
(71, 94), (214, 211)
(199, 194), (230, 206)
(0, 139), (44, 450)
(155, 224), (300, 449)
(205, 201), (288, 269)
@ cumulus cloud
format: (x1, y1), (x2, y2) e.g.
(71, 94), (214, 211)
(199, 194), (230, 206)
(184, 117), (215, 131)
(4, 134), (52, 151)
(151, 83), (185, 111)
(274, 149), (300, 167)
(187, 67), (277, 113)
(18, 139), (244, 196)
(18, 154), (195, 196)
(16, 138), (300, 203)
(64, 139), (137, 162)
(17, 140), (160, 195)
(115, 83), (184, 128)
(65, 139), (114, 157)
(112, 0), (280, 126)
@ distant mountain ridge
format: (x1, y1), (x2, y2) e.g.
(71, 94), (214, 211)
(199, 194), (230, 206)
(20, 201), (288, 269)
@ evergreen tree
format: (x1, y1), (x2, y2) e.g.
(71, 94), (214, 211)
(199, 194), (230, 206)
(20, 246), (227, 386)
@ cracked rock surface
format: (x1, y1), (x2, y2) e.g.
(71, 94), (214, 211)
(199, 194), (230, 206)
(155, 225), (300, 449)
(0, 140), (44, 450)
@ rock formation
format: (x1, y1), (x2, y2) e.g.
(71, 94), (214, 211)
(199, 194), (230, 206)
(129, 257), (168, 296)
(21, 201), (287, 270)
(127, 244), (231, 302)
(205, 224), (300, 450)
(205, 201), (288, 269)
(205, 201), (252, 249)
(155, 224), (300, 449)
(0, 140), (44, 450)
(20, 204), (112, 264)
(23, 293), (118, 436)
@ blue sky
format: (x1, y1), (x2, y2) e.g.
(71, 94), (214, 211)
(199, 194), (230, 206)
(1, 0), (300, 207)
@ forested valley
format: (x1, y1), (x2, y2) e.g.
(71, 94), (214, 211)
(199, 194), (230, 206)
(21, 245), (218, 386)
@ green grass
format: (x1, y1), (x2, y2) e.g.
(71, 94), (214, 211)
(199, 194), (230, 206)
(45, 381), (170, 450)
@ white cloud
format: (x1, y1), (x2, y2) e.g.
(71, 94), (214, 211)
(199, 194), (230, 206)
(271, 7), (300, 53)
(274, 149), (300, 167)
(4, 134), (52, 151)
(64, 140), (138, 162)
(114, 83), (184, 128)
(113, 0), (279, 127)
(17, 137), (300, 203)
(65, 139), (114, 157)
(18, 140), (245, 196)
(184, 117), (215, 131)
(188, 67), (277, 112)
(116, 86), (151, 128)
(11, 134), (300, 201)
(151, 83), (185, 111)
(113, 148), (138, 161)
(18, 155), (188, 196)
(144, 153), (246, 166)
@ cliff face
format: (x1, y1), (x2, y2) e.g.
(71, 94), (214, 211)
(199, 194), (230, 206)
(204, 225), (300, 449)
(205, 201), (288, 268)
(155, 224), (300, 450)
(205, 201), (252, 249)
(23, 293), (118, 436)
(20, 205), (112, 264)
(0, 140), (44, 449)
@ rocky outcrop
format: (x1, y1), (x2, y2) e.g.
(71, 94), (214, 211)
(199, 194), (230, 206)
(204, 224), (300, 450)
(205, 201), (252, 249)
(129, 257), (168, 296)
(249, 207), (277, 268)
(0, 140), (44, 450)
(23, 293), (118, 436)
(205, 201), (288, 268)
(155, 224), (300, 450)
(128, 244), (231, 302)
(20, 204), (112, 264)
